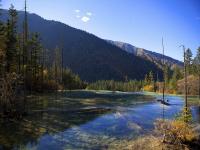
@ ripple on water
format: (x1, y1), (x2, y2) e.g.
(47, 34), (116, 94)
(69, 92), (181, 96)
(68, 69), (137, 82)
(0, 91), (199, 149)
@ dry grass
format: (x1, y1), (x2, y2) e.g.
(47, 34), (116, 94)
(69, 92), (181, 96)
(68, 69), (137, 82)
(155, 119), (197, 149)
(109, 135), (162, 150)
(109, 119), (199, 150)
(109, 135), (192, 150)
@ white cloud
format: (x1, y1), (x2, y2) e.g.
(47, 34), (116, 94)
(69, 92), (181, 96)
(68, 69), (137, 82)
(81, 16), (90, 22)
(86, 12), (92, 16)
(75, 9), (80, 13)
(74, 10), (93, 22)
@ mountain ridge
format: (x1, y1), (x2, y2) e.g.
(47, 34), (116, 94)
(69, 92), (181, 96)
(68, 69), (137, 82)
(107, 40), (183, 69)
(0, 9), (163, 82)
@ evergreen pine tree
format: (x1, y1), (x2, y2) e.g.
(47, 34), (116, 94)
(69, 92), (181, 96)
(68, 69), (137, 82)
(185, 48), (193, 74)
(5, 5), (18, 73)
(193, 47), (200, 99)
(0, 7), (6, 76)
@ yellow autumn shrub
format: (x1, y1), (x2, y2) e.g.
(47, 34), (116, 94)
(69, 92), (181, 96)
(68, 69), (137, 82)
(143, 85), (154, 92)
(155, 119), (197, 145)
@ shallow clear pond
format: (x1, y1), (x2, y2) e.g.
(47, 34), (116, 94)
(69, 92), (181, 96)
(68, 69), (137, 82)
(0, 90), (199, 150)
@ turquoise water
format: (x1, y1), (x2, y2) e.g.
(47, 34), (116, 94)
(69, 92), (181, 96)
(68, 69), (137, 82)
(0, 90), (199, 149)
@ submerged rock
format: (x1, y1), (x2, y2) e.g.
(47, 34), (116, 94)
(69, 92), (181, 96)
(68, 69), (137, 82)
(127, 122), (142, 132)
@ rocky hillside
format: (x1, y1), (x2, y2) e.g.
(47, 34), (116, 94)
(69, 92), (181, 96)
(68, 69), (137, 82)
(107, 40), (183, 69)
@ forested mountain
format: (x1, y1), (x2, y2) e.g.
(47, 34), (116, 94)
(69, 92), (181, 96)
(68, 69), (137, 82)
(0, 9), (163, 82)
(107, 40), (183, 69)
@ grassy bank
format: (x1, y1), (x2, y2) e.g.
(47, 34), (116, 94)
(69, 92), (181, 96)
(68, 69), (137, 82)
(109, 119), (200, 150)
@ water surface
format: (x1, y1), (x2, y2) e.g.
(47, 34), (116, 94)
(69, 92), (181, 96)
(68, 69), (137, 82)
(0, 90), (199, 149)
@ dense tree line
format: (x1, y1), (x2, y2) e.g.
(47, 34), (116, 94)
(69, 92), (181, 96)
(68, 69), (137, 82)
(0, 5), (86, 91)
(171, 47), (200, 96)
(87, 47), (200, 95)
(143, 47), (200, 96)
(0, 4), (86, 117)
(87, 80), (144, 92)
(176, 47), (200, 96)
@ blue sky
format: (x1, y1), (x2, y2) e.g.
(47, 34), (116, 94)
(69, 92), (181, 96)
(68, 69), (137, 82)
(1, 0), (200, 61)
